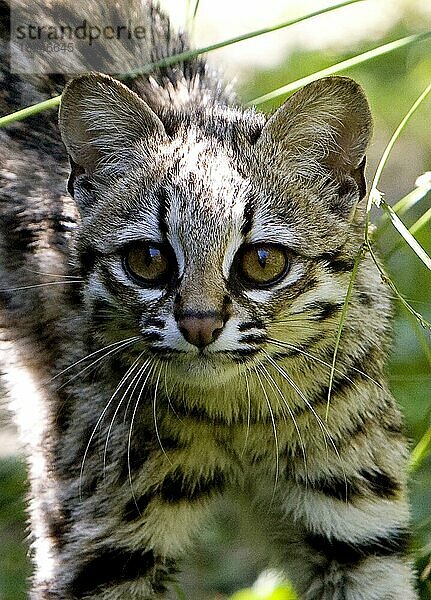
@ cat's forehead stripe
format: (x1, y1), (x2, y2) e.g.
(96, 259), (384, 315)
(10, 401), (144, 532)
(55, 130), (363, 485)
(240, 193), (254, 236)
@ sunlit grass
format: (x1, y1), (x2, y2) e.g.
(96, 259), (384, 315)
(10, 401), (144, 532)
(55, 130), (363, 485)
(248, 32), (431, 106)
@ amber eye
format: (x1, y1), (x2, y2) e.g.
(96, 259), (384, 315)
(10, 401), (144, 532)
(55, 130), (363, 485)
(123, 242), (171, 285)
(238, 244), (289, 286)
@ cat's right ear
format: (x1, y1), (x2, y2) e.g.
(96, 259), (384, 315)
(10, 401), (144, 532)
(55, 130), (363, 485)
(58, 72), (167, 194)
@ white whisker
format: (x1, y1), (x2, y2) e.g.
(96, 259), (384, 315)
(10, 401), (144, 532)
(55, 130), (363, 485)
(153, 363), (172, 464)
(22, 267), (83, 279)
(55, 338), (140, 390)
(259, 362), (308, 479)
(50, 336), (140, 382)
(264, 352), (348, 500)
(103, 353), (148, 475)
(79, 352), (145, 497)
(163, 362), (183, 423)
(1, 281), (82, 292)
(127, 361), (158, 516)
(253, 366), (279, 504)
(240, 369), (252, 458)
(267, 337), (382, 390)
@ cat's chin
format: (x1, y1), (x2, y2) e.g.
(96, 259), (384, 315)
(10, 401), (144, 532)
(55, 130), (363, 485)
(163, 354), (241, 388)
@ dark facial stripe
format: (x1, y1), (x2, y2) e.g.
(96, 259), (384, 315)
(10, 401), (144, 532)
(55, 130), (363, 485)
(238, 320), (265, 331)
(123, 493), (152, 522)
(308, 364), (369, 407)
(148, 346), (186, 357)
(272, 333), (327, 361)
(160, 466), (226, 503)
(317, 251), (355, 273)
(140, 331), (163, 343)
(71, 548), (157, 596)
(230, 347), (261, 363)
(326, 258), (355, 273)
(304, 301), (343, 321)
(77, 243), (97, 277)
(241, 195), (254, 236)
(239, 333), (267, 344)
(144, 317), (166, 328)
(305, 528), (410, 565)
(157, 187), (170, 235)
(357, 291), (374, 307)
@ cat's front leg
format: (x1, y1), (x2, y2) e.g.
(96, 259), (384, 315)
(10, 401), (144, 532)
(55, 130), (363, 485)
(281, 475), (418, 599)
(43, 477), (220, 600)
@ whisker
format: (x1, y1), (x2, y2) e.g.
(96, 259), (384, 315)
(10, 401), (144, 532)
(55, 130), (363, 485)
(127, 361), (158, 516)
(264, 351), (329, 440)
(259, 363), (308, 479)
(240, 368), (252, 458)
(54, 337), (141, 390)
(273, 316), (325, 324)
(264, 352), (348, 500)
(163, 362), (183, 423)
(153, 363), (172, 464)
(103, 353), (148, 475)
(1, 280), (83, 292)
(50, 336), (140, 382)
(21, 267), (83, 279)
(275, 315), (331, 324)
(79, 353), (145, 497)
(122, 360), (152, 425)
(253, 366), (279, 503)
(267, 337), (382, 390)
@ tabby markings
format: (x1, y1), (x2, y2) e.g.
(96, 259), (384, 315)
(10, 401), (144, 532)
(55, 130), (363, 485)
(305, 527), (410, 565)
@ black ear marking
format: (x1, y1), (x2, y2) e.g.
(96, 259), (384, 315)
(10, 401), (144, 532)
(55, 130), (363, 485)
(351, 156), (367, 200)
(67, 157), (86, 198)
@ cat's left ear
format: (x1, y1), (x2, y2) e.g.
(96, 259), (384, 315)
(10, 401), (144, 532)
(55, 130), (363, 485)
(256, 76), (372, 211)
(58, 72), (168, 207)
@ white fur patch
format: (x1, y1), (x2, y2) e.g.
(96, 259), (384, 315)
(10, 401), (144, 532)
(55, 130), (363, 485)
(97, 218), (163, 253)
(284, 486), (410, 543)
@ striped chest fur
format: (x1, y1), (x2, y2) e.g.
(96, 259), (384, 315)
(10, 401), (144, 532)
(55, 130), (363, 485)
(0, 1), (417, 599)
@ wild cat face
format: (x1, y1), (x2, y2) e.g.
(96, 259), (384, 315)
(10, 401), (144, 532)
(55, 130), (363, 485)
(59, 73), (372, 386)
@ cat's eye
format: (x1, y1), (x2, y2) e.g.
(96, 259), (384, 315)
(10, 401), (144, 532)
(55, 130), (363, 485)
(237, 244), (289, 287)
(123, 242), (172, 285)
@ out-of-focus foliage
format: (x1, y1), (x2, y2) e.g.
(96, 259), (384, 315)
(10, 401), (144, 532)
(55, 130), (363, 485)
(0, 457), (30, 600)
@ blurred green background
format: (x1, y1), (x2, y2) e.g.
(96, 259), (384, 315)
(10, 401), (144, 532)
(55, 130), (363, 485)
(1, 0), (430, 598)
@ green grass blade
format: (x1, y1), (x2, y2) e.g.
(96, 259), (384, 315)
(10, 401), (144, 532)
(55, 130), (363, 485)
(248, 32), (431, 106)
(409, 206), (431, 238)
(384, 204), (431, 259)
(367, 79), (431, 216)
(380, 200), (431, 271)
(392, 173), (431, 217)
(366, 241), (431, 330)
(410, 426), (431, 471)
(0, 96), (61, 127)
(126, 0), (366, 77)
(375, 173), (431, 239)
(0, 0), (364, 128)
(192, 0), (201, 20)
(325, 246), (364, 422)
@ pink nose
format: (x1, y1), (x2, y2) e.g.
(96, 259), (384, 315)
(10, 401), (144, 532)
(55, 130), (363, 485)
(178, 315), (224, 348)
